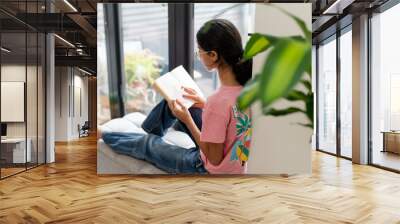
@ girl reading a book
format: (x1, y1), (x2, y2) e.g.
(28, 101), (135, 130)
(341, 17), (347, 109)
(102, 19), (252, 174)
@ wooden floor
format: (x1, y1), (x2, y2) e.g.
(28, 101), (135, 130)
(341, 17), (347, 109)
(1, 163), (45, 178)
(1, 167), (26, 178)
(1, 135), (400, 223)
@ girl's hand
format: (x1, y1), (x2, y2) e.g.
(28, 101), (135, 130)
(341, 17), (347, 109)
(182, 87), (205, 109)
(168, 99), (192, 124)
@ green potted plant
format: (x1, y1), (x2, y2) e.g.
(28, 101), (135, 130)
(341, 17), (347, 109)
(237, 8), (313, 129)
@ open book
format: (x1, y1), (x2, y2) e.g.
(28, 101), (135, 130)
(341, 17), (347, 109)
(153, 65), (204, 108)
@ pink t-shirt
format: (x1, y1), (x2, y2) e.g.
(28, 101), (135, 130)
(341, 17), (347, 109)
(200, 85), (249, 174)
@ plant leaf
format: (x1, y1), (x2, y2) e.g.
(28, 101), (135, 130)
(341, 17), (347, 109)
(264, 107), (304, 116)
(243, 34), (276, 60)
(296, 123), (313, 128)
(243, 34), (306, 60)
(304, 47), (312, 77)
(259, 38), (311, 108)
(300, 80), (312, 92)
(285, 89), (307, 101)
(305, 93), (314, 124)
(237, 75), (260, 111)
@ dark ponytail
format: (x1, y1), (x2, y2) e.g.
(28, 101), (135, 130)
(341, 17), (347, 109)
(196, 19), (253, 86)
(233, 58), (253, 86)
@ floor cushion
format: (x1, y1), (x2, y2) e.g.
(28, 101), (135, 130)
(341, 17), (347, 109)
(98, 112), (195, 174)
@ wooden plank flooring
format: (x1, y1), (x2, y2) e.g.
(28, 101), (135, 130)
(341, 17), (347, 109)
(0, 135), (400, 223)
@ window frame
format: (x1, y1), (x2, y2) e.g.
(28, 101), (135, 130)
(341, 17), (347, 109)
(315, 23), (353, 161)
(368, 1), (400, 173)
(104, 3), (195, 119)
(0, 1), (47, 180)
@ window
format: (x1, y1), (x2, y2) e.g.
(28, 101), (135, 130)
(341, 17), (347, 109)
(97, 4), (111, 125)
(1, 31), (28, 177)
(312, 45), (317, 150)
(120, 3), (169, 114)
(101, 3), (254, 117)
(371, 3), (400, 171)
(339, 27), (352, 158)
(317, 36), (337, 154)
(390, 75), (400, 130)
(0, 1), (46, 179)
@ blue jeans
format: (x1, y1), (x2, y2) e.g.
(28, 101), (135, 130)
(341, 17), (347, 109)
(102, 100), (207, 174)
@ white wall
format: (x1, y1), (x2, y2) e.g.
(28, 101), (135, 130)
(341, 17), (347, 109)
(72, 73), (89, 138)
(247, 3), (312, 174)
(352, 15), (369, 164)
(55, 67), (89, 141)
(1, 65), (26, 140)
(1, 82), (25, 122)
(46, 32), (55, 163)
(1, 65), (40, 138)
(55, 66), (68, 141)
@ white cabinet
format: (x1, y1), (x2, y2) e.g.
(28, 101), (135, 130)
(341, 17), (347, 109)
(1, 138), (32, 163)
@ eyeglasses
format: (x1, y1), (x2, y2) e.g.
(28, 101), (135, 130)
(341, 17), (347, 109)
(195, 49), (211, 59)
